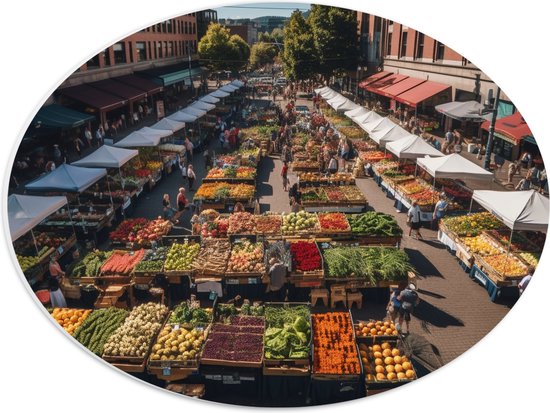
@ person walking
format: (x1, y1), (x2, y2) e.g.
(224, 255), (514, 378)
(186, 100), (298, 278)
(407, 201), (423, 239)
(95, 126), (105, 147)
(204, 148), (212, 171)
(162, 194), (178, 223)
(515, 171), (533, 191)
(185, 138), (194, 162)
(507, 161), (518, 184)
(519, 151), (532, 173)
(84, 126), (93, 148)
(180, 161), (188, 188)
(327, 156), (338, 174)
(187, 164), (196, 191)
(48, 255), (67, 308)
(396, 284), (420, 334)
(386, 286), (402, 325)
(281, 161), (289, 191)
(265, 253), (287, 302)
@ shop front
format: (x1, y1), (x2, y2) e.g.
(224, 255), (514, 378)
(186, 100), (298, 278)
(481, 112), (535, 162)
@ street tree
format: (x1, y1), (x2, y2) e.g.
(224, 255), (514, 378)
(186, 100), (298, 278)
(198, 23), (250, 72)
(282, 10), (317, 81)
(249, 42), (279, 69)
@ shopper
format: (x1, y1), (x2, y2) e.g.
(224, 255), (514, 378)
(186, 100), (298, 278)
(539, 168), (547, 194)
(204, 148), (212, 171)
(432, 194), (448, 229)
(84, 126), (93, 148)
(48, 255), (67, 308)
(519, 151), (532, 172)
(53, 144), (62, 165)
(515, 172), (533, 191)
(95, 126), (105, 147)
(281, 161), (289, 191)
(289, 183), (301, 205)
(185, 138), (194, 162)
(507, 161), (518, 184)
(266, 254), (287, 302)
(386, 286), (402, 325)
(162, 194), (178, 223)
(187, 164), (196, 191)
(397, 283), (420, 334)
(180, 161), (188, 188)
(407, 201), (423, 239)
(233, 202), (245, 213)
(290, 197), (303, 213)
(518, 266), (534, 295)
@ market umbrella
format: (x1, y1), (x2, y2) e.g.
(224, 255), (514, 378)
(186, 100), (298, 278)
(168, 111), (198, 123)
(210, 89), (230, 98)
(71, 145), (138, 168)
(345, 106), (369, 119)
(150, 117), (186, 133)
(220, 84), (239, 93)
(200, 94), (220, 104)
(25, 164), (107, 193)
(231, 79), (244, 87)
(386, 134), (445, 159)
(191, 100), (216, 112)
(435, 100), (489, 122)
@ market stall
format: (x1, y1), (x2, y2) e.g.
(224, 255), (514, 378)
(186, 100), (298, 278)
(114, 127), (172, 148)
(385, 134), (444, 159)
(150, 117), (186, 133)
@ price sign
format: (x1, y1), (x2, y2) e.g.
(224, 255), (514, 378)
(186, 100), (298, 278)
(226, 278), (239, 285)
(174, 324), (180, 330)
(208, 291), (218, 301)
(163, 367), (171, 376)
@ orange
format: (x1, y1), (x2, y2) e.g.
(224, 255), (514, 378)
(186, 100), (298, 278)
(375, 365), (385, 374)
(391, 348), (400, 357)
(382, 349), (392, 358)
(381, 342), (391, 350)
(373, 351), (382, 359)
(387, 372), (397, 381)
(394, 364), (403, 373)
(372, 345), (382, 352)
(397, 372), (406, 380)
(393, 355), (402, 365)
(405, 369), (415, 379)
(376, 373), (386, 381)
(362, 327), (369, 335)
(402, 361), (412, 371)
(384, 357), (394, 365)
(385, 365), (395, 373)
(374, 358), (383, 366)
(370, 328), (377, 335)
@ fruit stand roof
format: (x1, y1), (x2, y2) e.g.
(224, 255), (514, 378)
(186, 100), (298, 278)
(71, 145), (138, 168)
(416, 154), (494, 181)
(327, 95), (360, 112)
(386, 134), (445, 159)
(150, 117), (186, 133)
(209, 89), (230, 98)
(435, 100), (489, 122)
(8, 194), (68, 241)
(24, 164), (107, 193)
(167, 110), (198, 123)
(190, 100), (216, 112)
(472, 189), (549, 231)
(114, 127), (172, 147)
(200, 94), (220, 104)
(344, 106), (369, 120)
(368, 119), (410, 147)
(181, 106), (207, 119)
(220, 84), (239, 93)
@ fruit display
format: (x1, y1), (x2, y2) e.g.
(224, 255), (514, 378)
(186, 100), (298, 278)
(206, 166), (256, 180)
(408, 189), (439, 206)
(399, 181), (428, 195)
(134, 247), (168, 273)
(227, 240), (265, 274)
(200, 218), (229, 238)
(312, 312), (361, 375)
(318, 212), (351, 232)
(192, 239), (231, 275)
(201, 331), (264, 364)
(442, 212), (504, 237)
(164, 242), (201, 272)
(301, 187), (328, 203)
(291, 160), (320, 171)
(51, 308), (92, 335)
(149, 325), (207, 363)
(103, 303), (169, 358)
(16, 253), (44, 272)
(70, 250), (113, 277)
(109, 218), (172, 246)
(290, 241), (322, 272)
(347, 212), (402, 237)
(355, 320), (398, 338)
(194, 183), (255, 201)
(481, 254), (528, 277)
(485, 230), (541, 253)
(324, 187), (346, 202)
(158, 143), (186, 154)
(255, 214), (282, 235)
(145, 161), (163, 171)
(264, 305), (311, 360)
(323, 247), (413, 284)
(373, 161), (400, 174)
(35, 232), (67, 249)
(282, 211), (319, 235)
(340, 185), (367, 202)
(73, 308), (129, 356)
(360, 342), (416, 383)
(382, 170), (415, 184)
(337, 126), (367, 140)
(462, 235), (502, 255)
(169, 300), (213, 326)
(100, 249), (146, 275)
(131, 169), (152, 179)
(519, 252), (540, 266)
(228, 212), (256, 234)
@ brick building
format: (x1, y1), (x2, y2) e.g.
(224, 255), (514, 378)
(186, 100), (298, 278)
(196, 9), (218, 41)
(224, 22), (259, 46)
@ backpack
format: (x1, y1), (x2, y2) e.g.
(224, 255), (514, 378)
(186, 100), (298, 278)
(400, 289), (418, 312)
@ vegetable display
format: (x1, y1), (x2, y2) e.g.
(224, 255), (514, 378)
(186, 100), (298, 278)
(323, 247), (413, 284)
(169, 301), (212, 326)
(134, 247), (168, 272)
(318, 212), (350, 232)
(70, 250), (113, 277)
(201, 332), (264, 363)
(52, 308), (92, 335)
(228, 240), (265, 273)
(442, 212), (504, 237)
(100, 249), (146, 275)
(290, 241), (322, 272)
(312, 312), (360, 375)
(282, 211), (319, 234)
(201, 218), (229, 238)
(264, 305), (311, 359)
(347, 212), (402, 237)
(103, 303), (168, 358)
(109, 218), (171, 246)
(164, 242), (200, 272)
(195, 183), (255, 200)
(74, 308), (128, 355)
(206, 166), (256, 180)
(149, 325), (206, 362)
(192, 239), (230, 275)
(228, 212), (256, 234)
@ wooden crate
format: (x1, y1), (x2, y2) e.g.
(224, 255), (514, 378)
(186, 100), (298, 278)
(263, 364), (310, 376)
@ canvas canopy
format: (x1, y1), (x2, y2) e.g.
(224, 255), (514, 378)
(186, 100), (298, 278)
(345, 106), (369, 119)
(319, 88), (338, 100)
(168, 111), (197, 123)
(364, 117), (394, 135)
(314, 86), (330, 94)
(472, 190), (549, 232)
(220, 84), (239, 93)
(8, 195), (68, 241)
(360, 113), (386, 133)
(386, 134), (444, 159)
(182, 106), (207, 119)
(150, 117), (186, 133)
(115, 127), (171, 147)
(25, 164), (107, 193)
(200, 94), (220, 104)
(435, 100), (488, 122)
(332, 98), (360, 112)
(417, 154), (494, 181)
(71, 145), (138, 168)
(231, 80), (244, 87)
(191, 101), (216, 112)
(369, 120), (410, 146)
(353, 110), (381, 125)
(209, 89), (230, 98)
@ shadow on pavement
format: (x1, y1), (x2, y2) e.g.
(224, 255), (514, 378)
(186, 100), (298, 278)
(404, 247), (444, 278)
(414, 299), (464, 329)
(417, 288), (446, 299)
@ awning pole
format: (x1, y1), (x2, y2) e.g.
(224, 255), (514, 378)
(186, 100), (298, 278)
(30, 229), (40, 255)
(469, 197), (474, 213)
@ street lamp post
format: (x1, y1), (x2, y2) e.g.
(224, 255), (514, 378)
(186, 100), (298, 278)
(483, 87), (501, 171)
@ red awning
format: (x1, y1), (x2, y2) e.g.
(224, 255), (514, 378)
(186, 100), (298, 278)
(394, 81), (452, 107)
(365, 74), (409, 93)
(60, 84), (127, 112)
(90, 79), (146, 101)
(481, 112), (533, 143)
(115, 75), (163, 95)
(376, 77), (427, 99)
(359, 71), (392, 88)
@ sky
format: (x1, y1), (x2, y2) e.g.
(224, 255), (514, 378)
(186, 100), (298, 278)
(215, 2), (310, 19)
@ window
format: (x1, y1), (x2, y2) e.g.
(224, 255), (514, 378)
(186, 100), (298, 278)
(128, 42), (134, 63)
(156, 23), (161, 32)
(436, 42), (445, 61)
(86, 54), (100, 68)
(193, 23), (196, 34)
(416, 32), (424, 59)
(387, 33), (392, 55)
(164, 41), (168, 57)
(184, 40), (189, 55)
(113, 42), (126, 64)
(102, 49), (111, 66)
(184, 21), (188, 34)
(136, 42), (146, 62)
(400, 31), (408, 58)
(157, 41), (163, 58)
(194, 40), (197, 51)
(148, 42), (153, 60)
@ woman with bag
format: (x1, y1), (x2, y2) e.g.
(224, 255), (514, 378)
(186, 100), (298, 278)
(407, 201), (423, 239)
(162, 194), (178, 223)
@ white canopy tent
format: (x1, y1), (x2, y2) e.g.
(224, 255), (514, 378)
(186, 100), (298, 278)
(209, 89), (230, 98)
(8, 195), (68, 241)
(231, 79), (244, 87)
(353, 110), (381, 125)
(191, 100), (216, 112)
(472, 190), (549, 232)
(435, 100), (489, 122)
(150, 117), (186, 133)
(319, 88), (339, 100)
(200, 94), (220, 104)
(314, 86), (330, 94)
(326, 94), (346, 109)
(369, 120), (410, 146)
(220, 84), (239, 93)
(345, 106), (369, 119)
(360, 114), (386, 134)
(332, 98), (360, 112)
(114, 127), (171, 147)
(71, 145), (138, 168)
(25, 164), (107, 193)
(386, 134), (445, 159)
(417, 154), (494, 181)
(168, 111), (197, 123)
(182, 106), (207, 119)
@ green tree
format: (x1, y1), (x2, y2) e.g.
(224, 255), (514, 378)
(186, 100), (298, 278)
(198, 23), (250, 71)
(249, 42), (278, 69)
(282, 11), (317, 81)
(270, 27), (284, 45)
(307, 5), (358, 81)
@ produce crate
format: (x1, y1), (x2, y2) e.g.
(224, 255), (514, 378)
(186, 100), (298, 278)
(352, 318), (399, 345)
(288, 240), (325, 279)
(353, 235), (401, 246)
(263, 365), (310, 376)
(454, 241), (474, 269)
(473, 254), (528, 285)
(483, 230), (541, 253)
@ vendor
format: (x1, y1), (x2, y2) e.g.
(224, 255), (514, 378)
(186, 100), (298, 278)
(48, 254), (67, 308)
(432, 193), (449, 230)
(233, 202), (245, 213)
(266, 253), (288, 302)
